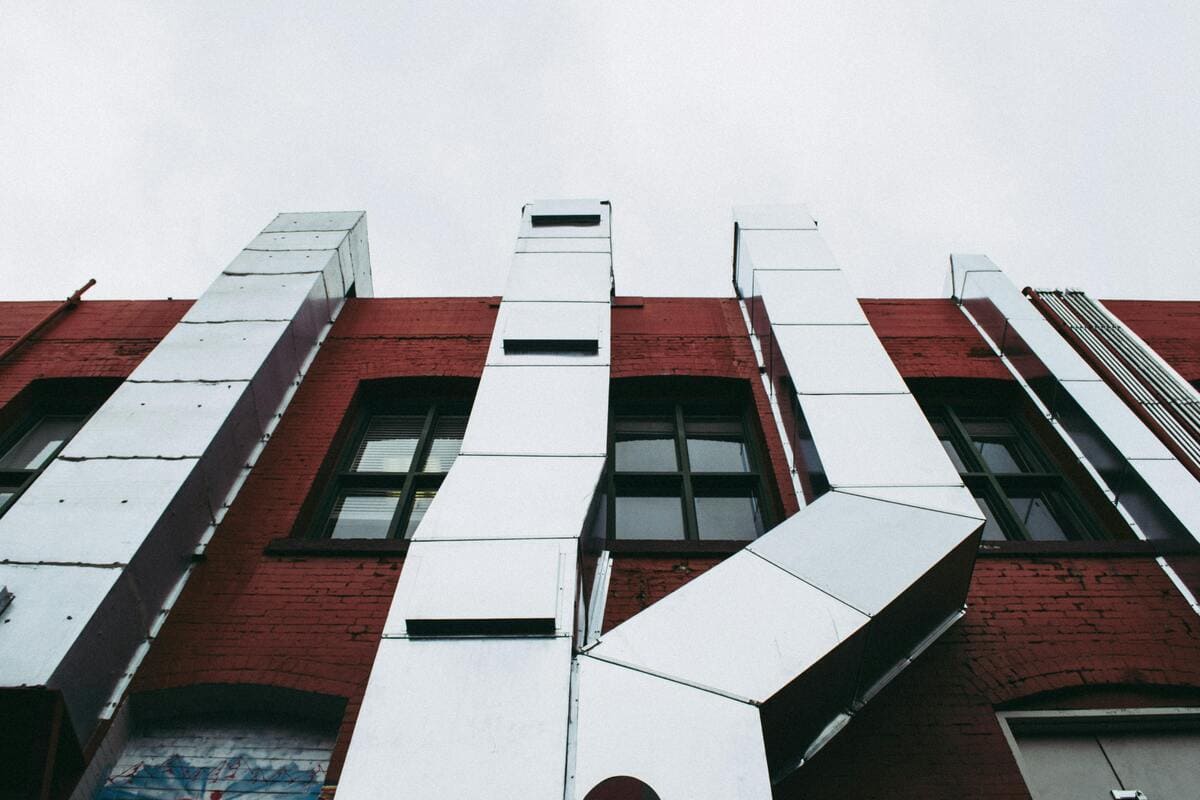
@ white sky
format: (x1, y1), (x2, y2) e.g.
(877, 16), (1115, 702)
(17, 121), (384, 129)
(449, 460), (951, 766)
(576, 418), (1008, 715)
(2, 2), (1198, 302)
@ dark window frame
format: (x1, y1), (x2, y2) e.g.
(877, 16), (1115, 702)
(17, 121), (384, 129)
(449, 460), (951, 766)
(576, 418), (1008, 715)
(301, 379), (475, 542)
(605, 378), (779, 543)
(0, 379), (119, 518)
(914, 382), (1123, 543)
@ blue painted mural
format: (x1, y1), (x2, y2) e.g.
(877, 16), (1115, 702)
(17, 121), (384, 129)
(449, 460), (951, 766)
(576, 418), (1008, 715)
(97, 753), (325, 800)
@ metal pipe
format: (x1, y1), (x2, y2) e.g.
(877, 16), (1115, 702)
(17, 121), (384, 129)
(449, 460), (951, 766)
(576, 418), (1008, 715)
(0, 278), (96, 364)
(1025, 288), (1200, 482)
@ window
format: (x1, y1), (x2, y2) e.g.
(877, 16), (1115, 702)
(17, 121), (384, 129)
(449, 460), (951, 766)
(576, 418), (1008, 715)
(999, 709), (1200, 800)
(917, 388), (1111, 542)
(0, 379), (115, 517)
(308, 382), (472, 540)
(606, 379), (777, 542)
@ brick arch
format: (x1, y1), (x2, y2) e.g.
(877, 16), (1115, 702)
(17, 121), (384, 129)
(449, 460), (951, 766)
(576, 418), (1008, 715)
(133, 655), (362, 704)
(981, 650), (1200, 707)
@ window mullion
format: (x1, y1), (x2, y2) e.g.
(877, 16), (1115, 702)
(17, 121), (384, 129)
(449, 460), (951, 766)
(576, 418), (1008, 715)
(606, 404), (616, 541)
(387, 405), (437, 539)
(676, 404), (699, 540)
(945, 405), (985, 473)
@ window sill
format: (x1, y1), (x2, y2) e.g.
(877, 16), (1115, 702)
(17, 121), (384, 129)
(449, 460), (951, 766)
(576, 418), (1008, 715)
(265, 538), (411, 556)
(977, 539), (1200, 557)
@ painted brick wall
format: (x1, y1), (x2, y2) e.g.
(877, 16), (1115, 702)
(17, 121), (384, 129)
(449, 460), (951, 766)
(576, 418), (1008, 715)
(1102, 300), (1200, 382)
(97, 717), (335, 800)
(0, 300), (192, 404)
(777, 556), (1200, 799)
(116, 294), (1200, 800)
(612, 297), (800, 516)
(860, 298), (1012, 381)
(132, 298), (497, 781)
(601, 299), (1200, 799)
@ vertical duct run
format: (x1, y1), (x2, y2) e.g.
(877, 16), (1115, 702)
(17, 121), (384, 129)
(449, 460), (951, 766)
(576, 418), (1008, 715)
(1031, 290), (1200, 478)
(951, 259), (1200, 541)
(335, 201), (612, 799)
(571, 207), (982, 797)
(0, 212), (368, 746)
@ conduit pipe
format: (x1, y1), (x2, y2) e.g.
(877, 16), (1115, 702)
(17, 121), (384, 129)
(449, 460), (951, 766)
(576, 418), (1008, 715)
(0, 278), (96, 364)
(1026, 289), (1200, 482)
(950, 257), (1200, 541)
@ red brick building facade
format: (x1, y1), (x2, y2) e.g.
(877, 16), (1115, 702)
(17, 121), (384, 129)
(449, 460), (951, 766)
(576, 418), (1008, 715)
(1, 207), (1198, 800)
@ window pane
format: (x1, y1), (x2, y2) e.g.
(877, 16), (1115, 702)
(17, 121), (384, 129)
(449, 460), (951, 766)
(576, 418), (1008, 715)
(972, 494), (1006, 541)
(421, 415), (466, 472)
(0, 416), (85, 470)
(325, 490), (401, 539)
(0, 490), (15, 508)
(695, 495), (763, 540)
(1009, 493), (1070, 541)
(928, 419), (968, 473)
(404, 489), (437, 538)
(686, 417), (750, 472)
(351, 415), (425, 472)
(963, 418), (1034, 473)
(615, 418), (677, 472)
(615, 495), (685, 539)
(975, 440), (1025, 473)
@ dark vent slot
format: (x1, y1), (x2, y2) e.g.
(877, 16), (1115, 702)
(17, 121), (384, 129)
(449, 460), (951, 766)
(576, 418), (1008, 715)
(530, 214), (601, 228)
(504, 338), (600, 355)
(406, 617), (556, 638)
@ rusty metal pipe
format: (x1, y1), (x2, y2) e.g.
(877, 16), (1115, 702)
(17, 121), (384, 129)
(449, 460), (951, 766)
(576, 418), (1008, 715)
(0, 279), (96, 364)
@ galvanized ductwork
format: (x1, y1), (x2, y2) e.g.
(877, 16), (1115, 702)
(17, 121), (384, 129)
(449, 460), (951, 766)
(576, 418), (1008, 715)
(571, 207), (983, 796)
(951, 258), (1200, 541)
(0, 212), (368, 745)
(335, 201), (613, 799)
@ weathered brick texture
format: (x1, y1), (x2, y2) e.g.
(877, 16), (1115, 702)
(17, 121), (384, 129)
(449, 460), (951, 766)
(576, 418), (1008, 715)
(1103, 299), (1200, 382)
(20, 293), (1184, 799)
(0, 300), (192, 403)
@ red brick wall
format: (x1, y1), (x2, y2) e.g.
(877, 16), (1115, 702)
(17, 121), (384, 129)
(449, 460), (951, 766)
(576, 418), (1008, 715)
(123, 295), (1200, 800)
(778, 556), (1200, 799)
(1103, 300), (1200, 382)
(132, 298), (497, 779)
(860, 298), (1011, 380)
(0, 300), (191, 403)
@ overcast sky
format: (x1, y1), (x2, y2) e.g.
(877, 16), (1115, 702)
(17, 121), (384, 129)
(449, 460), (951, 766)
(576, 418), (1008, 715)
(2, 2), (1198, 303)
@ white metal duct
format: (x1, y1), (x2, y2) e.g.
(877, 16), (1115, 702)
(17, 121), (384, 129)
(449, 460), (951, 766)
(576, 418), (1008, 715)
(951, 257), (1200, 541)
(335, 201), (613, 799)
(572, 206), (983, 795)
(0, 212), (368, 743)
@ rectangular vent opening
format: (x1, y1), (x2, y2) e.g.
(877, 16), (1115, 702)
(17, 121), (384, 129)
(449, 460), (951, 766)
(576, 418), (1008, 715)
(530, 214), (601, 228)
(406, 617), (556, 638)
(504, 338), (600, 355)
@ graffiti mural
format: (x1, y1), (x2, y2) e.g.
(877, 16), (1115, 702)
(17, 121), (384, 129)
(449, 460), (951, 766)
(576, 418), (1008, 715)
(96, 719), (334, 800)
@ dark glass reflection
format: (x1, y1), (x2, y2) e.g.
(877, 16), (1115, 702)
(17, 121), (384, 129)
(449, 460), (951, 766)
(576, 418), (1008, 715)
(614, 495), (684, 539)
(695, 495), (763, 540)
(614, 418), (677, 471)
(686, 417), (749, 472)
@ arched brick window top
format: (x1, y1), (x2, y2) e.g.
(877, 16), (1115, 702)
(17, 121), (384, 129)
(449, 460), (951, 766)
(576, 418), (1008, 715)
(583, 775), (662, 800)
